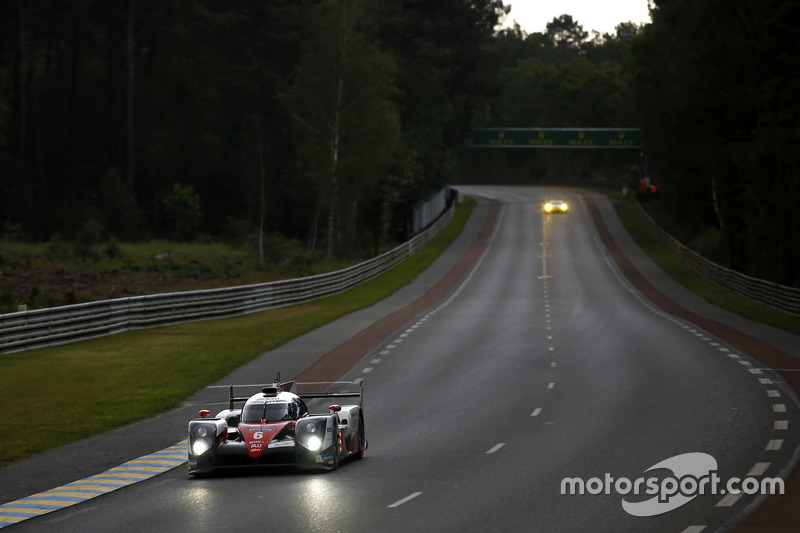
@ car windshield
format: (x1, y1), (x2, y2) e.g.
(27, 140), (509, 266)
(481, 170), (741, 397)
(241, 401), (295, 423)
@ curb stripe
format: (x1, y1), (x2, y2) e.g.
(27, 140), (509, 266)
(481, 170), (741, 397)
(0, 440), (187, 528)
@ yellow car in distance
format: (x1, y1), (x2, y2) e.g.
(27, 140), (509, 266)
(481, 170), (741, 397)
(544, 200), (568, 214)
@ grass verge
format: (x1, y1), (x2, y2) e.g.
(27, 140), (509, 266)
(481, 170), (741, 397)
(0, 199), (475, 468)
(605, 192), (800, 336)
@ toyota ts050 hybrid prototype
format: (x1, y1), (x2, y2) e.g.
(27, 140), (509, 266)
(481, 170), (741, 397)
(188, 374), (366, 475)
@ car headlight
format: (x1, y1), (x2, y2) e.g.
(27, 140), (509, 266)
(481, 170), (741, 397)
(192, 439), (212, 456)
(305, 435), (323, 451)
(297, 419), (328, 451)
(190, 424), (215, 456)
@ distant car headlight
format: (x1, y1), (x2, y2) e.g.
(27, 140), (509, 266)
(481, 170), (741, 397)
(545, 203), (553, 211)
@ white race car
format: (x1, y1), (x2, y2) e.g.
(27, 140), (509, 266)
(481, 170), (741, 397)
(188, 374), (366, 475)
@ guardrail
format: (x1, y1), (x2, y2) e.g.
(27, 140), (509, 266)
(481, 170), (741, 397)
(632, 200), (800, 317)
(0, 202), (454, 354)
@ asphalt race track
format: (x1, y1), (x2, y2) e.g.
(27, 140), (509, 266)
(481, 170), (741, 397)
(2, 186), (799, 532)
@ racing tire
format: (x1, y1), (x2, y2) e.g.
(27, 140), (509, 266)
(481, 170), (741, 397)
(353, 414), (366, 460)
(330, 421), (340, 471)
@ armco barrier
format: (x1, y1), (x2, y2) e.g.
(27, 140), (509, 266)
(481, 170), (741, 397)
(632, 200), (800, 317)
(0, 201), (454, 354)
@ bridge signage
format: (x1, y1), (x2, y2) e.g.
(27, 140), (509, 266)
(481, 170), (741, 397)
(467, 128), (641, 149)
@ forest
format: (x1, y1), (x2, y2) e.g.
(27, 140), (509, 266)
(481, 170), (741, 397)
(0, 0), (798, 288)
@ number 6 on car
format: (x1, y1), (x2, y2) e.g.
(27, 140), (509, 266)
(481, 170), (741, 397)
(187, 372), (366, 475)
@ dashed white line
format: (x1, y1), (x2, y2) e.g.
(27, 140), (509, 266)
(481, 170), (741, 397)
(775, 420), (789, 430)
(767, 390), (781, 398)
(773, 404), (786, 413)
(547, 382), (555, 389)
(747, 463), (771, 476)
(681, 526), (706, 533)
(716, 492), (743, 507)
(531, 408), (543, 417)
(765, 439), (784, 451)
(388, 492), (423, 508)
(485, 443), (505, 454)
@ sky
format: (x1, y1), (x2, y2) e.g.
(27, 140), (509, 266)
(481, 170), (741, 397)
(502, 0), (652, 35)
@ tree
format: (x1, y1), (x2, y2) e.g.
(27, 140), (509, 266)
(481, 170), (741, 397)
(163, 183), (201, 241)
(287, 0), (400, 258)
(546, 14), (588, 52)
(631, 0), (800, 286)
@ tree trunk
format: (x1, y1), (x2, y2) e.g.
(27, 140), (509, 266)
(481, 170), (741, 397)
(126, 0), (136, 194)
(16, 0), (27, 166)
(257, 129), (267, 265)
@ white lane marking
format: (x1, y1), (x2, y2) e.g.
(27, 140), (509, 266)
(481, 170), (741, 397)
(531, 408), (543, 417)
(485, 443), (505, 454)
(748, 368), (763, 374)
(371, 358), (381, 364)
(773, 404), (786, 413)
(775, 420), (789, 430)
(767, 390), (781, 398)
(716, 492), (743, 507)
(388, 492), (423, 508)
(361, 367), (373, 374)
(550, 362), (556, 368)
(547, 382), (555, 389)
(681, 526), (706, 533)
(766, 439), (784, 451)
(748, 463), (771, 476)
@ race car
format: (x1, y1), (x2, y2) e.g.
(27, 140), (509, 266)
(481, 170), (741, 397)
(544, 200), (568, 214)
(187, 374), (366, 475)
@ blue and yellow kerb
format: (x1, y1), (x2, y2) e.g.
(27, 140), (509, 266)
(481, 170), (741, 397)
(0, 440), (187, 528)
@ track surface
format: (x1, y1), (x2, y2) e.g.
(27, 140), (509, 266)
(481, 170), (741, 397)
(2, 186), (799, 532)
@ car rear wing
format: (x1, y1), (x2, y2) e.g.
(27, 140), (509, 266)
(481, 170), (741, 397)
(297, 379), (363, 406)
(226, 375), (363, 409)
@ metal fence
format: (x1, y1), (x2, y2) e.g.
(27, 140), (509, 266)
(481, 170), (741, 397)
(0, 197), (454, 354)
(632, 200), (800, 317)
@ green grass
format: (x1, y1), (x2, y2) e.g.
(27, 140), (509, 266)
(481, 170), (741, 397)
(0, 199), (475, 468)
(607, 193), (800, 336)
(5, 189), (794, 469)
